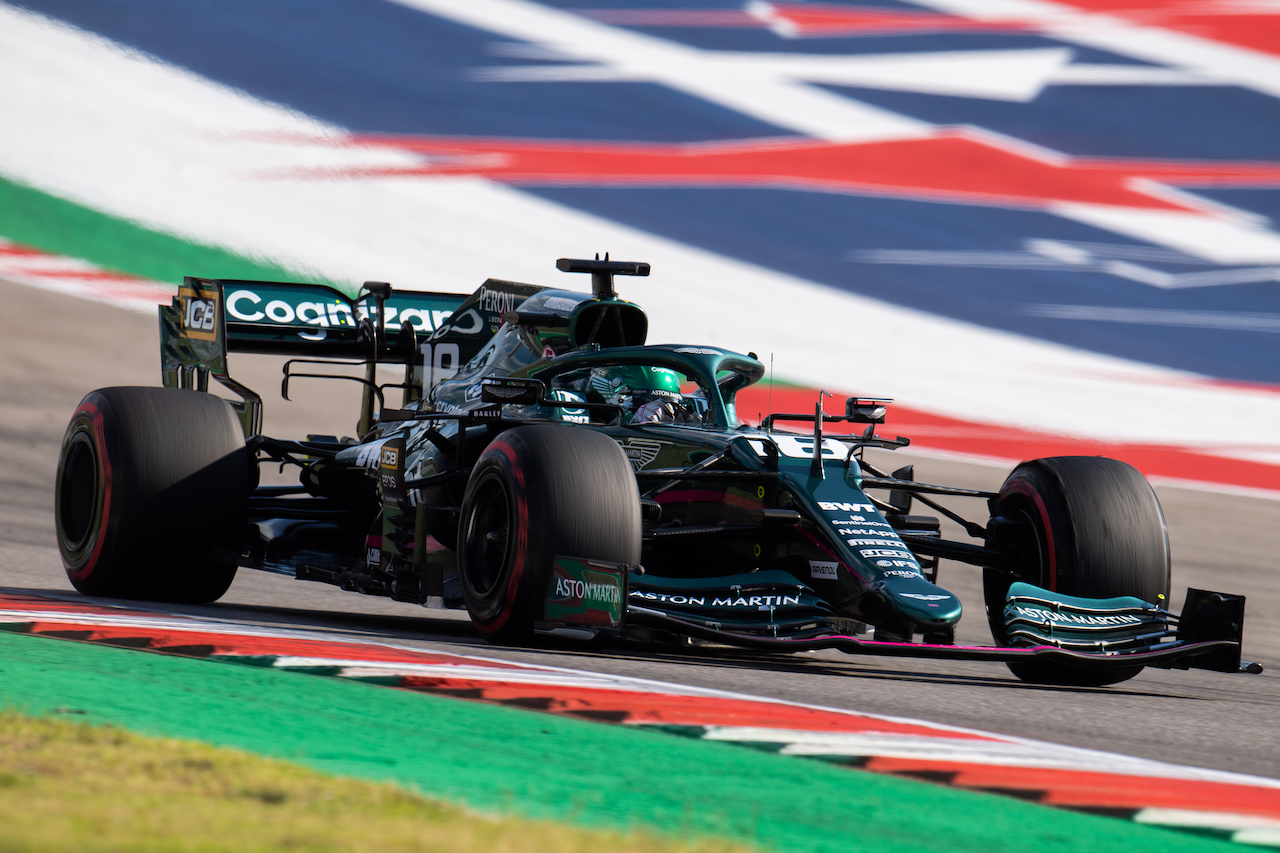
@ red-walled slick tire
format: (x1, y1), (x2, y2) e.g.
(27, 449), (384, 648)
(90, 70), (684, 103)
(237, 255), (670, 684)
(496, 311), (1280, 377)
(458, 425), (641, 644)
(55, 386), (249, 604)
(984, 456), (1171, 687)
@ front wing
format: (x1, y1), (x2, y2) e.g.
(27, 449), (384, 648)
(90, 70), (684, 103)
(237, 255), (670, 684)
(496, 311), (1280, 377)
(539, 565), (1261, 675)
(627, 606), (1261, 673)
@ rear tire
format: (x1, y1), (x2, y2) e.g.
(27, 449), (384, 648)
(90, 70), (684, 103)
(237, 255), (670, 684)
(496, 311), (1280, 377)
(458, 425), (641, 644)
(984, 456), (1170, 686)
(55, 386), (249, 603)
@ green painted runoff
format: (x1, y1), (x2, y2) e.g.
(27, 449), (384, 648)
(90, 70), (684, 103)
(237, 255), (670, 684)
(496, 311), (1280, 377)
(0, 631), (1240, 853)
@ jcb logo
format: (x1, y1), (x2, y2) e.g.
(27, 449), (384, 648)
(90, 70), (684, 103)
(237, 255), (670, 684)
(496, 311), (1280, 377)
(184, 298), (216, 331)
(380, 447), (399, 468)
(179, 285), (220, 342)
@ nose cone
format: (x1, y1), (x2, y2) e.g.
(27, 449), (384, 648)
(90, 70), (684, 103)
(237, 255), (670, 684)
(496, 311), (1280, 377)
(876, 576), (963, 628)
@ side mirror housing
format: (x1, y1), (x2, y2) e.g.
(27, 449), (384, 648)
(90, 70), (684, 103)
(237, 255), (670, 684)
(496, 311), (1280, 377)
(845, 396), (891, 424)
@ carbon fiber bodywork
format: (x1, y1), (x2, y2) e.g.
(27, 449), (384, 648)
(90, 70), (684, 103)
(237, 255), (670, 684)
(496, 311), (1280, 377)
(153, 260), (1258, 677)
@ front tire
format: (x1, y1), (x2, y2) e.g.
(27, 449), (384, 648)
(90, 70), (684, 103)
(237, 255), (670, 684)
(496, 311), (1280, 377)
(458, 425), (641, 644)
(55, 386), (249, 603)
(984, 456), (1170, 686)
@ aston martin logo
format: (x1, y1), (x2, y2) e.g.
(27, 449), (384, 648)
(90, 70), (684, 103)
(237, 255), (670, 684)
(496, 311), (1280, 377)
(617, 438), (663, 471)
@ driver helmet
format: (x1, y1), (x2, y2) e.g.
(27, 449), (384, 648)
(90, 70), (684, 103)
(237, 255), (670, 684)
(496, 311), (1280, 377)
(587, 365), (695, 424)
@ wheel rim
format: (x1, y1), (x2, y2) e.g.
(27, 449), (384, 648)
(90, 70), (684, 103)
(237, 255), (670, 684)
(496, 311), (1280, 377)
(58, 431), (99, 553)
(461, 472), (513, 600)
(1007, 503), (1048, 587)
(985, 490), (1048, 646)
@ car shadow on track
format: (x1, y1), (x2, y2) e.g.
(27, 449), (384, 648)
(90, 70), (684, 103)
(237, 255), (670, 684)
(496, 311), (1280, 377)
(7, 586), (1201, 701)
(520, 642), (1199, 700)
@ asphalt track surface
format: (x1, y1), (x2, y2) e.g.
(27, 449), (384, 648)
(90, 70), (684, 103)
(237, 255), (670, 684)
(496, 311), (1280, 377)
(3, 276), (1278, 781)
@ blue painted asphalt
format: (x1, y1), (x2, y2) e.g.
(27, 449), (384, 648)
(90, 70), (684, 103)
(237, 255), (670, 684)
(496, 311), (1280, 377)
(14, 0), (1280, 382)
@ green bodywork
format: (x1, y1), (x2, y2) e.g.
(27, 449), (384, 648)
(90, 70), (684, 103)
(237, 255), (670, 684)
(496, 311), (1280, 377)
(161, 274), (965, 641)
(412, 288), (964, 639)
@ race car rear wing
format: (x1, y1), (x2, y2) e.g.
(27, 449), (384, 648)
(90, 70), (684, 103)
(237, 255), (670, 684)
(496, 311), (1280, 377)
(159, 276), (543, 436)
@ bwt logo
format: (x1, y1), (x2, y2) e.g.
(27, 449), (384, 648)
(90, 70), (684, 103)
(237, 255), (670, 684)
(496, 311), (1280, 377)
(381, 447), (399, 468)
(819, 501), (876, 513)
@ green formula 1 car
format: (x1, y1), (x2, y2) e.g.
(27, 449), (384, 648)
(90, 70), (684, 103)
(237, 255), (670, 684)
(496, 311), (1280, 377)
(54, 257), (1260, 686)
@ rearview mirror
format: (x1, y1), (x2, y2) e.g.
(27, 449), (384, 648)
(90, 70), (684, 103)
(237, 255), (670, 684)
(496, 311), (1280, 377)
(845, 396), (891, 424)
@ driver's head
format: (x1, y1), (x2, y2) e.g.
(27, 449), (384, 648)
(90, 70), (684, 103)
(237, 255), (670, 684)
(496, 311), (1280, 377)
(587, 365), (694, 423)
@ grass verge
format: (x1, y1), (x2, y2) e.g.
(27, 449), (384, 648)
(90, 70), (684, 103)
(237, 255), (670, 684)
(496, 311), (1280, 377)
(0, 710), (750, 853)
(0, 631), (1241, 853)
